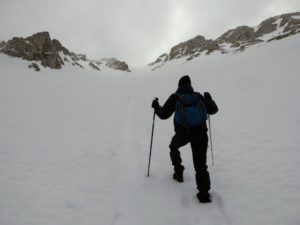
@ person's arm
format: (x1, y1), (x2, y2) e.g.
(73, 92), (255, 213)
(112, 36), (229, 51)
(152, 94), (177, 119)
(203, 92), (218, 115)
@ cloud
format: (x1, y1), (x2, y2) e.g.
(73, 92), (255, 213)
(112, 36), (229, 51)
(0, 0), (299, 66)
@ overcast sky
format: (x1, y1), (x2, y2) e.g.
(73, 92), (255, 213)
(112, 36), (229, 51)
(0, 0), (299, 66)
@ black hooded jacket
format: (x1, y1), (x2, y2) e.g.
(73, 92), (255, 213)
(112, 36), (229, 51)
(154, 84), (218, 131)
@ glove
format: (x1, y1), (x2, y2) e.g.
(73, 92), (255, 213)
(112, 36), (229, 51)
(151, 98), (159, 109)
(204, 92), (212, 100)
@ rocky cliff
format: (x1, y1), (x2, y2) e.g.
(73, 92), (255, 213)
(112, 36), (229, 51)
(0, 32), (66, 69)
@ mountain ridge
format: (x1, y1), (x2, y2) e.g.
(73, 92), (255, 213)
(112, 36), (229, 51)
(149, 11), (300, 70)
(0, 32), (131, 72)
(0, 12), (299, 72)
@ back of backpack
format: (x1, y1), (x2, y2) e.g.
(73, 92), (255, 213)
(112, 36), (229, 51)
(174, 94), (208, 128)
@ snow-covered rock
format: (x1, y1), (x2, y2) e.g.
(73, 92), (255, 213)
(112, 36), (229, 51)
(168, 35), (220, 61)
(96, 57), (131, 72)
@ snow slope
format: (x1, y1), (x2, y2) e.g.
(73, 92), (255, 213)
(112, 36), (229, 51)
(0, 34), (300, 225)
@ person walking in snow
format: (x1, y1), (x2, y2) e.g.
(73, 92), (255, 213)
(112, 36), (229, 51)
(151, 75), (218, 203)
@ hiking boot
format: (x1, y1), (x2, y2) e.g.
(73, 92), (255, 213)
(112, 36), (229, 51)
(173, 165), (184, 182)
(173, 172), (184, 182)
(196, 192), (211, 203)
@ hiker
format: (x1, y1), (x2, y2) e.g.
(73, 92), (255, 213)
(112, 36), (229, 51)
(151, 75), (218, 203)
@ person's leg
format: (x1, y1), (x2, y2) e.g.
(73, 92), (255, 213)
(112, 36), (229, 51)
(169, 131), (189, 182)
(190, 128), (211, 202)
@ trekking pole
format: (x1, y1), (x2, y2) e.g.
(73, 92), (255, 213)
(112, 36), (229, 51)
(147, 98), (158, 177)
(208, 115), (215, 166)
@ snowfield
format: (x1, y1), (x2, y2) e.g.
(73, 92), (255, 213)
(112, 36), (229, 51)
(1, 34), (300, 225)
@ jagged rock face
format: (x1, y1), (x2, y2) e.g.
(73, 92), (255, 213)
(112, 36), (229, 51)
(100, 58), (131, 72)
(217, 26), (258, 45)
(256, 12), (300, 37)
(77, 54), (87, 61)
(216, 26), (263, 50)
(0, 32), (65, 69)
(0, 41), (5, 48)
(169, 35), (219, 60)
(255, 18), (278, 37)
(89, 61), (101, 71)
(148, 53), (169, 66)
(282, 13), (300, 33)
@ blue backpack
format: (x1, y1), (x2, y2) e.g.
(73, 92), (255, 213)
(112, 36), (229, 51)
(174, 94), (208, 128)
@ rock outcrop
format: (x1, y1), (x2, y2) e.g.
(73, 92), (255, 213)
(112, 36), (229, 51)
(0, 32), (65, 69)
(216, 26), (262, 48)
(99, 58), (131, 72)
(169, 35), (220, 61)
(0, 41), (5, 49)
(0, 32), (90, 70)
(28, 63), (40, 71)
(256, 12), (300, 37)
(148, 53), (169, 66)
(89, 61), (101, 71)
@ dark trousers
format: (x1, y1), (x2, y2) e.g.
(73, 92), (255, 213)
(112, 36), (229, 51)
(169, 127), (211, 192)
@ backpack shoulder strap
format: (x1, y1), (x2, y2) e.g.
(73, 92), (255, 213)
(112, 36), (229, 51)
(174, 93), (185, 98)
(174, 93), (185, 104)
